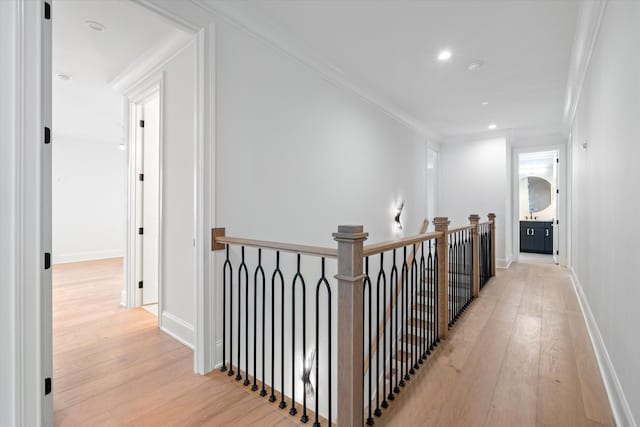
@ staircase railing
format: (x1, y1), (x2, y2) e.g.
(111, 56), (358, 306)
(211, 213), (496, 426)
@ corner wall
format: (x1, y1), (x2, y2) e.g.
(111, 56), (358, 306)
(438, 136), (511, 267)
(570, 1), (640, 424)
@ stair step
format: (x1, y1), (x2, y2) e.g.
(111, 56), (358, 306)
(393, 351), (411, 361)
(409, 318), (433, 329)
(413, 303), (436, 313)
(401, 333), (422, 344)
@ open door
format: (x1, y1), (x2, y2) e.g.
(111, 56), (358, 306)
(553, 151), (560, 264)
(135, 91), (160, 307)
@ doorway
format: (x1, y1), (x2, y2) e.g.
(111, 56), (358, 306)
(513, 149), (561, 265)
(130, 86), (162, 312)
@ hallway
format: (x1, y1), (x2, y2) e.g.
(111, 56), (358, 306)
(382, 262), (614, 427)
(52, 259), (613, 426)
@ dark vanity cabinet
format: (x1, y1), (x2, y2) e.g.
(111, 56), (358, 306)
(520, 221), (553, 254)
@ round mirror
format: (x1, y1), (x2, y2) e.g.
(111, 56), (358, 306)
(521, 176), (551, 213)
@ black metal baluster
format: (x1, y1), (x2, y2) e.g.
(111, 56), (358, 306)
(419, 242), (426, 361)
(434, 238), (439, 344)
(290, 254), (307, 421)
(410, 252), (418, 373)
(427, 240), (434, 353)
(313, 258), (332, 427)
(253, 249), (265, 391)
(373, 253), (381, 418)
(401, 246), (409, 385)
(222, 245), (232, 372)
(390, 249), (399, 397)
(238, 247), (247, 382)
(364, 258), (374, 425)
(379, 253), (388, 410)
(391, 249), (402, 394)
(271, 252), (286, 408)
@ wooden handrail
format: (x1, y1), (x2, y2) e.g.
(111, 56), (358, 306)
(447, 225), (473, 234)
(214, 235), (337, 258)
(363, 219), (430, 372)
(362, 230), (442, 257)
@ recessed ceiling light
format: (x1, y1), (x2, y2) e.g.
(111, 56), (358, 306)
(481, 101), (489, 106)
(467, 60), (484, 71)
(437, 50), (452, 62)
(488, 124), (497, 130)
(56, 73), (71, 81)
(85, 20), (106, 32)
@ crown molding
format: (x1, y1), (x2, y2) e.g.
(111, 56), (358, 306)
(193, 0), (441, 143)
(563, 0), (608, 128)
(109, 30), (193, 94)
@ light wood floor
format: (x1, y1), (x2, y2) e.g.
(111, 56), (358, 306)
(53, 258), (614, 426)
(381, 262), (615, 427)
(52, 258), (297, 427)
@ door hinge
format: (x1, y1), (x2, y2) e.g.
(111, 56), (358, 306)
(138, 281), (143, 289)
(138, 227), (144, 235)
(44, 253), (51, 270)
(138, 173), (144, 181)
(44, 127), (51, 144)
(44, 2), (51, 20)
(556, 250), (559, 255)
(44, 377), (52, 395)
(556, 189), (560, 194)
(139, 120), (145, 128)
(556, 219), (559, 225)
(556, 158), (559, 163)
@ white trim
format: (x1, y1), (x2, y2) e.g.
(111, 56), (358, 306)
(569, 269), (638, 427)
(510, 144), (567, 267)
(110, 31), (194, 93)
(496, 257), (512, 270)
(563, 0), (608, 127)
(123, 72), (165, 311)
(193, 0), (440, 144)
(161, 311), (195, 349)
(52, 250), (124, 265)
(132, 0), (217, 375)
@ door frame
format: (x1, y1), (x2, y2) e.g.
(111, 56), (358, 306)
(511, 144), (567, 265)
(123, 74), (164, 313)
(12, 0), (218, 424)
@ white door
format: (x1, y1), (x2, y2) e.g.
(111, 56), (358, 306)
(553, 150), (559, 264)
(141, 92), (160, 305)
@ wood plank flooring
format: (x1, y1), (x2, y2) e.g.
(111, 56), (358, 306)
(53, 258), (614, 426)
(381, 262), (615, 427)
(52, 258), (297, 427)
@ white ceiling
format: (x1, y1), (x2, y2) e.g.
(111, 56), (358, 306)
(53, 0), (189, 144)
(215, 0), (579, 139)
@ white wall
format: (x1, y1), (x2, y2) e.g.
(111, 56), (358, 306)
(0, 1), (17, 424)
(216, 21), (428, 245)
(158, 42), (197, 345)
(438, 136), (510, 267)
(570, 1), (640, 424)
(52, 135), (127, 263)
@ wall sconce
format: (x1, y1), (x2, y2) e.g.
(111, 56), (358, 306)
(302, 348), (315, 399)
(394, 201), (405, 231)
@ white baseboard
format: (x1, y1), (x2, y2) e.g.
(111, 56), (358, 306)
(569, 268), (637, 427)
(497, 256), (512, 269)
(161, 311), (194, 350)
(52, 249), (123, 264)
(214, 339), (223, 369)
